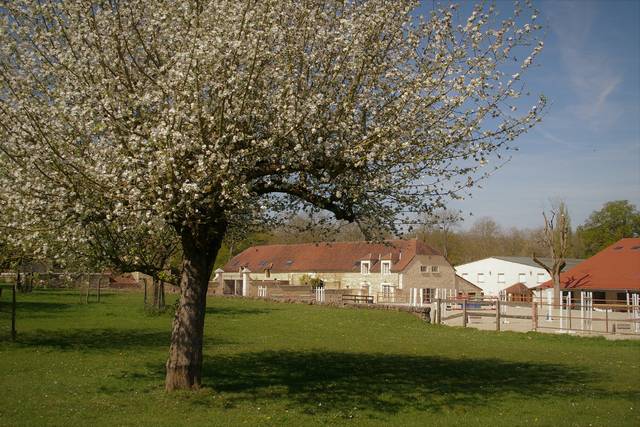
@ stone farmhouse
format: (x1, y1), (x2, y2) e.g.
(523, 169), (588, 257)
(217, 239), (480, 303)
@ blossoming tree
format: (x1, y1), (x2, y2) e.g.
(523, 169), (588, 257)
(0, 0), (544, 389)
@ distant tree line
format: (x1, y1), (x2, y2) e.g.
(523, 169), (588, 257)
(214, 200), (640, 268)
(3, 199), (637, 275)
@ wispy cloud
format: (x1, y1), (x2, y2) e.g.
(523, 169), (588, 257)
(532, 126), (576, 149)
(545, 1), (623, 127)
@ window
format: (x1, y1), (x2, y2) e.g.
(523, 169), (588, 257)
(617, 292), (628, 302)
(361, 261), (370, 275)
(518, 273), (526, 283)
(477, 273), (485, 283)
(382, 284), (394, 297)
(497, 273), (505, 283)
(381, 261), (391, 275)
(536, 273), (546, 284)
(420, 265), (428, 273)
(430, 265), (439, 273)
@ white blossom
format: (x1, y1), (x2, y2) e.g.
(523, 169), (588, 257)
(0, 0), (545, 257)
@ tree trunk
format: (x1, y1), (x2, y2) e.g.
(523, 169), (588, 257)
(159, 281), (165, 310)
(165, 225), (223, 391)
(553, 275), (560, 307)
(152, 277), (159, 308)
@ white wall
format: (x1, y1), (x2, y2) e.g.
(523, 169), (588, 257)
(454, 258), (550, 296)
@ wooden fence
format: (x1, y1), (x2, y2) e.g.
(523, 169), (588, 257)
(434, 296), (640, 337)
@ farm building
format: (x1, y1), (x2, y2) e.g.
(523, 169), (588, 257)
(454, 256), (584, 296)
(500, 282), (534, 302)
(533, 238), (640, 303)
(217, 239), (481, 302)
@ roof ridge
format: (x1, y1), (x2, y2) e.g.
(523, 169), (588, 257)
(239, 239), (408, 248)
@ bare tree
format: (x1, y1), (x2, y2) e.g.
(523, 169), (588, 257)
(420, 209), (463, 259)
(533, 203), (570, 305)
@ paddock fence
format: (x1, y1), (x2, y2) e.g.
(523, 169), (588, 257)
(434, 294), (640, 337)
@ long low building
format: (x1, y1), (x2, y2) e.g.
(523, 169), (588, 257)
(219, 239), (481, 301)
(454, 256), (584, 296)
(534, 238), (640, 303)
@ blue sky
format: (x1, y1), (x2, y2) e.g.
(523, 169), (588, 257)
(431, 0), (640, 229)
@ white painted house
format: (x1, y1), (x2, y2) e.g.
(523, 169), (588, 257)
(454, 256), (583, 296)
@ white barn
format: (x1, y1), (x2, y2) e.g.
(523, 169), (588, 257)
(454, 256), (583, 296)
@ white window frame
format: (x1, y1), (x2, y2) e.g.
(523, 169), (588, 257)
(518, 273), (526, 283)
(381, 260), (391, 275)
(382, 283), (395, 297)
(430, 265), (439, 273)
(361, 260), (371, 275)
(497, 273), (505, 284)
(536, 272), (546, 284)
(477, 273), (485, 283)
(420, 265), (428, 273)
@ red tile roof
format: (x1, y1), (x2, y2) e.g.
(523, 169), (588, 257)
(534, 238), (640, 291)
(222, 239), (441, 273)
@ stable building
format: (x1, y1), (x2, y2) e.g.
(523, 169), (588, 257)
(454, 256), (584, 296)
(534, 238), (640, 303)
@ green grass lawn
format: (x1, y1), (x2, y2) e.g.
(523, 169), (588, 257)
(0, 290), (639, 426)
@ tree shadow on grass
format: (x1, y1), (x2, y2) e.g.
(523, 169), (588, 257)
(14, 328), (231, 352)
(191, 350), (599, 415)
(10, 301), (77, 317)
(205, 306), (277, 317)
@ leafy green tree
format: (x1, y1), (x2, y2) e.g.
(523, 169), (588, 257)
(577, 201), (640, 256)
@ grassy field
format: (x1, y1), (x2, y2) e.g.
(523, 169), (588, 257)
(0, 290), (639, 426)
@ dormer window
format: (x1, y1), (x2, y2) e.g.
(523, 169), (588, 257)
(381, 260), (391, 275)
(361, 260), (371, 275)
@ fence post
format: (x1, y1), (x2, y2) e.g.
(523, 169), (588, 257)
(496, 299), (501, 332)
(11, 282), (17, 341)
(580, 291), (584, 331)
(605, 308), (609, 333)
(436, 298), (442, 324)
(568, 293), (572, 330)
(462, 300), (467, 328)
(532, 302), (538, 332)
